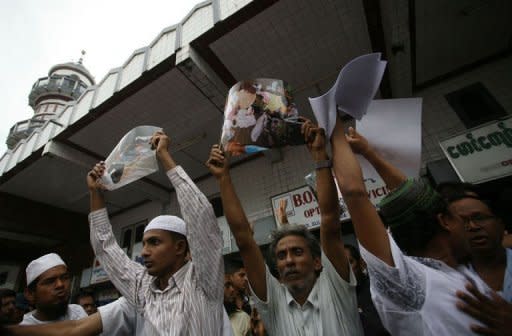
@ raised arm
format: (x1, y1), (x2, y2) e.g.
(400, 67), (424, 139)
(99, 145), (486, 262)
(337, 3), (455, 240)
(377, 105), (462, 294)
(303, 121), (350, 280)
(206, 145), (267, 301)
(2, 313), (102, 336)
(331, 119), (393, 266)
(152, 132), (224, 301)
(346, 127), (406, 190)
(87, 163), (145, 305)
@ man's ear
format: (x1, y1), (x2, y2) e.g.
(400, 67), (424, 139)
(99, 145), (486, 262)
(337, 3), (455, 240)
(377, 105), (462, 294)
(175, 239), (188, 256)
(437, 213), (451, 231)
(313, 256), (322, 273)
(24, 287), (35, 305)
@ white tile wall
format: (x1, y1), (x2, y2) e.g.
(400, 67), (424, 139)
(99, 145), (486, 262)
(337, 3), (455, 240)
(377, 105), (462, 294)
(416, 55), (512, 170)
(92, 73), (119, 109)
(148, 30), (176, 70)
(219, 0), (253, 20)
(181, 6), (214, 46)
(119, 53), (145, 90)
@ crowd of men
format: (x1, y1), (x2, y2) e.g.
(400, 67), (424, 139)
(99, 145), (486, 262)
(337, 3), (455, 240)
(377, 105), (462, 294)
(1, 116), (511, 335)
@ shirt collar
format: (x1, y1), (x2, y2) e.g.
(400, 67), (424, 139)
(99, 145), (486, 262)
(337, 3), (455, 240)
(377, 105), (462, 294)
(150, 261), (191, 293)
(284, 280), (319, 309)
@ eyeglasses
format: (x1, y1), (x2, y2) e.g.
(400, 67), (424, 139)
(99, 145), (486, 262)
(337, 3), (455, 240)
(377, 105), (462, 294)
(457, 214), (497, 230)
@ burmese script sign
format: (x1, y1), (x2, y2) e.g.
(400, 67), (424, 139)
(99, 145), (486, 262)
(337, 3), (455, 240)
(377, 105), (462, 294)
(440, 117), (512, 184)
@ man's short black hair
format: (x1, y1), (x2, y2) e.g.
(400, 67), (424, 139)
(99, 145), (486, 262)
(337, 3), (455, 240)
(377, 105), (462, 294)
(224, 260), (244, 275)
(0, 288), (16, 301)
(74, 290), (95, 304)
(436, 182), (481, 203)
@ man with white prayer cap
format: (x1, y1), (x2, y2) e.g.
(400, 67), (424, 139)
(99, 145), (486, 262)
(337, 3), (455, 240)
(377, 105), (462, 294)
(86, 131), (226, 335)
(21, 253), (87, 325)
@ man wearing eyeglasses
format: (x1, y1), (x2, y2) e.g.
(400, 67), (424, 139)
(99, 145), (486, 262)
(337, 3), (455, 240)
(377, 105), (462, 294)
(437, 182), (512, 334)
(437, 183), (510, 301)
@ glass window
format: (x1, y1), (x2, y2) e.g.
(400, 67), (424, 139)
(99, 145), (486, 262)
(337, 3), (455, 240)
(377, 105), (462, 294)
(62, 77), (75, 89)
(135, 224), (145, 243)
(445, 82), (507, 128)
(122, 229), (132, 249)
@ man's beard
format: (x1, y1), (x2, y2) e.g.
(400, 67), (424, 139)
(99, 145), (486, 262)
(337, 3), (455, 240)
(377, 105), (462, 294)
(37, 301), (68, 319)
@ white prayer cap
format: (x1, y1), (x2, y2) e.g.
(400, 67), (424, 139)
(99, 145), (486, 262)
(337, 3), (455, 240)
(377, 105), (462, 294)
(144, 215), (187, 237)
(26, 253), (66, 286)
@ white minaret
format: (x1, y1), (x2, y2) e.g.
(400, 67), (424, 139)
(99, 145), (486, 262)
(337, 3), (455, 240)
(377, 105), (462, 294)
(6, 51), (95, 149)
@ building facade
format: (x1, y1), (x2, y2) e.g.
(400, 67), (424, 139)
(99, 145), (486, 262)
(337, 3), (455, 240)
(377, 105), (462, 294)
(0, 0), (510, 292)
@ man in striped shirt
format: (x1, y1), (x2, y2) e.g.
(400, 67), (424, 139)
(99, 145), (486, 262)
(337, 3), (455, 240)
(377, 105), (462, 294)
(86, 131), (225, 335)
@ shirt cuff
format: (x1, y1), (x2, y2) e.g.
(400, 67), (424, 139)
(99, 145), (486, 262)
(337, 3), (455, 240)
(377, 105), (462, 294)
(88, 208), (109, 223)
(166, 165), (186, 187)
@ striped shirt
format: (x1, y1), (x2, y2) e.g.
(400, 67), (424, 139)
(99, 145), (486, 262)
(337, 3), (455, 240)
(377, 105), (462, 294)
(250, 254), (364, 336)
(89, 166), (224, 335)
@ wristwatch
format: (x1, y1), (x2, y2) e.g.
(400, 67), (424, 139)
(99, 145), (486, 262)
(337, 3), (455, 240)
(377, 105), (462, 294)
(315, 159), (332, 170)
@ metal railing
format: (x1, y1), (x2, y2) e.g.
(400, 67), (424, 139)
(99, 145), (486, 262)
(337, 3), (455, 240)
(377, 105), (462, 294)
(29, 75), (88, 108)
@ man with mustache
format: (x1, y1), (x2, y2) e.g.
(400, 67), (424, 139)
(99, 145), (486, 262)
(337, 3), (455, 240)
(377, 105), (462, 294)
(20, 253), (87, 325)
(207, 121), (363, 335)
(436, 182), (511, 301)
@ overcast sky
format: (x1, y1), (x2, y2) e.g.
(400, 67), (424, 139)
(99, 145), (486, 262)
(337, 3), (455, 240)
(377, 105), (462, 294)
(0, 0), (200, 154)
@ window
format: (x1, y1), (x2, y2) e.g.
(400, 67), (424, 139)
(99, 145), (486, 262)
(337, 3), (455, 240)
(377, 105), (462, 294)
(445, 82), (507, 129)
(120, 220), (147, 258)
(210, 196), (223, 217)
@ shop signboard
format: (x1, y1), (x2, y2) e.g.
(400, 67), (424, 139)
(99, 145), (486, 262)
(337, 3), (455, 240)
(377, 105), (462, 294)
(440, 117), (512, 184)
(271, 180), (390, 230)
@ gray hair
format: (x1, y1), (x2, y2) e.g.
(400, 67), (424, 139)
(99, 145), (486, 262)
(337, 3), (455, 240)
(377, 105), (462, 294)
(267, 224), (322, 271)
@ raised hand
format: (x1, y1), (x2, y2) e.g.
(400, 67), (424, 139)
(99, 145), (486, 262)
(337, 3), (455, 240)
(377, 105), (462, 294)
(87, 162), (106, 192)
(456, 282), (512, 335)
(150, 131), (176, 171)
(150, 131), (170, 157)
(277, 198), (289, 225)
(206, 145), (229, 179)
(345, 126), (371, 156)
(301, 119), (328, 161)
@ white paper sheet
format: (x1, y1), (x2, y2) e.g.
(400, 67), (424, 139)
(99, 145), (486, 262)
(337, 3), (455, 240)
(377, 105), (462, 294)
(309, 53), (387, 137)
(353, 98), (423, 206)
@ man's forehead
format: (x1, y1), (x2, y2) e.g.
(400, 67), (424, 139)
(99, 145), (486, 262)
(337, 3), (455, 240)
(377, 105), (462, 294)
(143, 229), (172, 240)
(276, 235), (308, 250)
(450, 197), (492, 214)
(39, 264), (68, 280)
